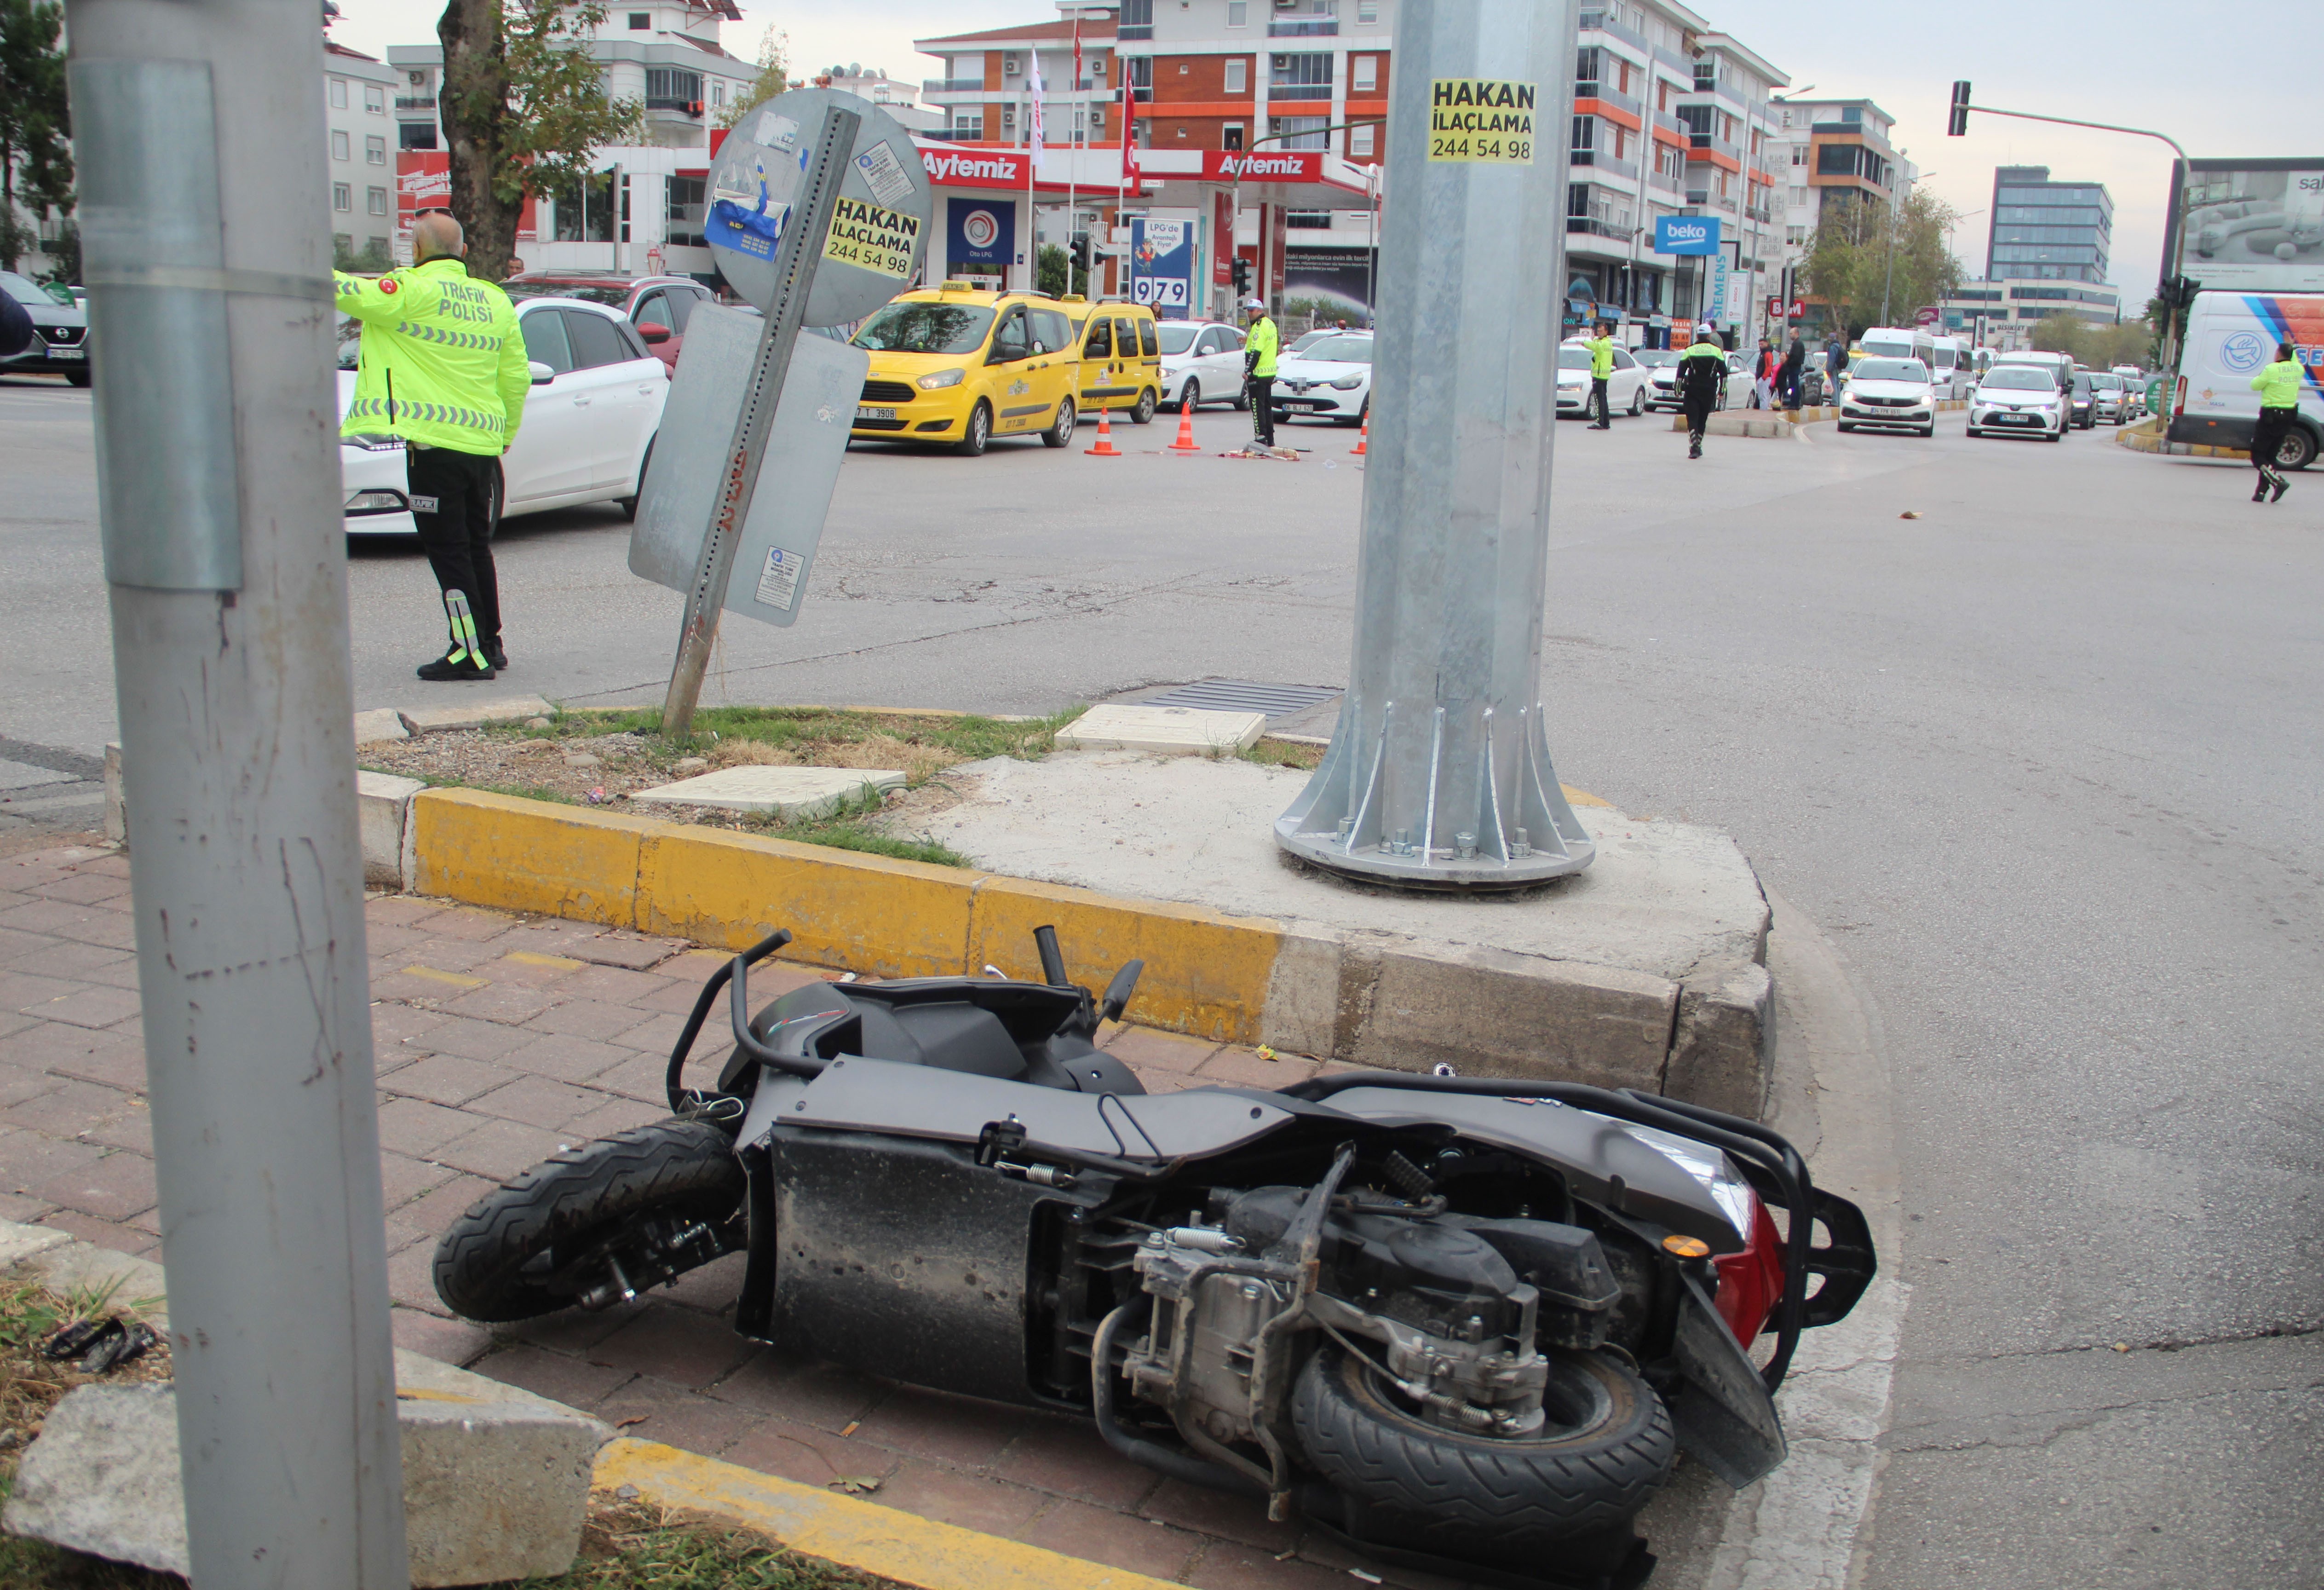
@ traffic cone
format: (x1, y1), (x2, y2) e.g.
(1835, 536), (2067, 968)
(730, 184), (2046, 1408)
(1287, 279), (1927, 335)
(1167, 393), (1201, 452)
(1085, 405), (1120, 457)
(1350, 411), (1369, 455)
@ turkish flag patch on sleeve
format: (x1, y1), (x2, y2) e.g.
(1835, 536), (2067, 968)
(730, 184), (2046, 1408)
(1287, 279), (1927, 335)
(380, 278), (399, 294)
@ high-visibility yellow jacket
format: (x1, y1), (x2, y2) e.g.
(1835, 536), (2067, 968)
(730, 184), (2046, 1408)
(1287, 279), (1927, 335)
(1586, 334), (1614, 378)
(1245, 315), (1279, 378)
(2251, 357), (2305, 409)
(335, 256), (531, 455)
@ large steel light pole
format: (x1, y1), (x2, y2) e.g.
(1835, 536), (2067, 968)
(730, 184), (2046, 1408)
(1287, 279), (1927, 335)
(1276, 0), (1593, 890)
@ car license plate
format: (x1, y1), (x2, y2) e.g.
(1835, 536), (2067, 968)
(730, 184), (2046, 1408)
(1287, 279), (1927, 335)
(48, 347), (83, 360)
(2000, 413), (2034, 424)
(855, 405), (895, 421)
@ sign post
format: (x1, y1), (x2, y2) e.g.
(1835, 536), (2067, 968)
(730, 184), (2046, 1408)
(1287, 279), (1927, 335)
(1275, 0), (1594, 889)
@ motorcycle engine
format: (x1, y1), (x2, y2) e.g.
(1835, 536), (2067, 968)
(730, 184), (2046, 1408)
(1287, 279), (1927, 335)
(1122, 1181), (1621, 1454)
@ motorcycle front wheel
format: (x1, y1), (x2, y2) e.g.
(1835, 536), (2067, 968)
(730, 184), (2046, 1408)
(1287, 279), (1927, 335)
(432, 1118), (745, 1323)
(1291, 1346), (1675, 1559)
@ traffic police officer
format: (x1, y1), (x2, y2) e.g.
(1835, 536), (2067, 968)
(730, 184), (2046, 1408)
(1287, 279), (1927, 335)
(337, 212), (532, 680)
(1584, 320), (1617, 429)
(2248, 340), (2302, 504)
(1677, 332), (1728, 459)
(1243, 297), (1280, 449)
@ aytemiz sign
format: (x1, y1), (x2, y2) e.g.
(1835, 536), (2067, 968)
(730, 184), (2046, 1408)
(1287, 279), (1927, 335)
(1202, 150), (1323, 183)
(1653, 215), (1720, 255)
(921, 148), (1032, 188)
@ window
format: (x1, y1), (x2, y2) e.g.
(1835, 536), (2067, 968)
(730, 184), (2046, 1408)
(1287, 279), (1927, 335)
(1270, 115), (1328, 150)
(1083, 317), (1111, 357)
(518, 308), (573, 374)
(1350, 122), (1374, 157)
(1222, 122), (1244, 150)
(328, 77), (347, 109)
(1224, 58), (1247, 93)
(400, 124), (437, 150)
(564, 310), (627, 370)
(1575, 45), (1600, 93)
(366, 186), (387, 216)
(331, 129), (350, 161)
(1786, 225), (1806, 245)
(1357, 0), (1377, 18)
(1119, 0), (1152, 38)
(644, 68), (702, 110)
(953, 111), (983, 138)
(332, 183), (351, 212)
(1570, 115), (1595, 153)
(1270, 52), (1332, 97)
(627, 10), (649, 25)
(711, 81), (724, 106)
(1352, 55), (1375, 92)
(667, 173), (706, 247)
(1031, 308), (1072, 354)
(365, 135), (385, 165)
(1786, 184), (1806, 207)
(1227, 0), (1247, 21)
(364, 84), (384, 114)
(1286, 210), (1331, 228)
(1693, 62), (1715, 90)
(1790, 145), (1805, 166)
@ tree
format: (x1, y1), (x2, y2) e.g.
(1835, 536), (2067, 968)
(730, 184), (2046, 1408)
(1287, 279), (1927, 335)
(1800, 185), (1962, 339)
(0, 0), (72, 274)
(2031, 314), (2152, 369)
(718, 26), (789, 130)
(37, 215), (75, 286)
(1036, 242), (1087, 299)
(437, 0), (643, 282)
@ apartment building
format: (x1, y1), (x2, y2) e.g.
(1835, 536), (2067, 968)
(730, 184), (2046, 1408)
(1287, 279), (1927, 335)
(917, 6), (1125, 155)
(324, 40), (402, 265)
(808, 64), (942, 134)
(1940, 278), (2120, 349)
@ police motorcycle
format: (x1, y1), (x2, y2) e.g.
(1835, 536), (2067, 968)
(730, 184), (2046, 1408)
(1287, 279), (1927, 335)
(432, 927), (1876, 1589)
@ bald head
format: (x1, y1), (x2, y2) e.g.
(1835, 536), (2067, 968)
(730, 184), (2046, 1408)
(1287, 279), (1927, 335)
(411, 212), (465, 263)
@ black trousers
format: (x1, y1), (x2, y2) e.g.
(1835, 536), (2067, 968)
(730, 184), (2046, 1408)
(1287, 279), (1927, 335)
(1589, 377), (1610, 424)
(1246, 374), (1276, 446)
(2251, 407), (2295, 477)
(406, 444), (502, 654)
(1682, 392), (1716, 443)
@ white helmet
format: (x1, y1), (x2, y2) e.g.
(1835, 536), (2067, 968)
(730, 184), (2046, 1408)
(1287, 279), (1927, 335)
(1244, 297), (1266, 312)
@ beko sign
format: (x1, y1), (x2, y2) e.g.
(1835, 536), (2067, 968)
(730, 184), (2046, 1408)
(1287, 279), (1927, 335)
(1654, 216), (1721, 255)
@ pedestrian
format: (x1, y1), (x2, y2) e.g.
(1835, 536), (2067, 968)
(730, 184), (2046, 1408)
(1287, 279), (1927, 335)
(2248, 340), (2302, 503)
(1751, 338), (1775, 409)
(1585, 319), (1616, 429)
(1779, 333), (1807, 411)
(1242, 296), (1280, 450)
(1825, 333), (1845, 384)
(336, 211), (531, 680)
(1678, 329), (1726, 460)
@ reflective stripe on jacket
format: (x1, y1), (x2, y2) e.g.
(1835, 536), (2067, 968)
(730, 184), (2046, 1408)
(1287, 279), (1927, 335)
(2251, 358), (2304, 409)
(1586, 335), (1614, 378)
(336, 256), (531, 454)
(1246, 316), (1279, 378)
(1678, 341), (1727, 402)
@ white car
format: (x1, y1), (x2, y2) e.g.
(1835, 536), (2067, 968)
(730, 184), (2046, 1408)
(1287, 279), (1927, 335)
(1964, 366), (2065, 442)
(1836, 356), (1937, 438)
(1641, 347), (1746, 412)
(1156, 319), (1249, 411)
(1269, 331), (1373, 425)
(1554, 339), (1651, 419)
(339, 297), (669, 536)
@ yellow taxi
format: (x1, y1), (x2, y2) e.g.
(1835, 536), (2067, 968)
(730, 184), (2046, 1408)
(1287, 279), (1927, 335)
(849, 285), (1082, 455)
(1061, 296), (1164, 424)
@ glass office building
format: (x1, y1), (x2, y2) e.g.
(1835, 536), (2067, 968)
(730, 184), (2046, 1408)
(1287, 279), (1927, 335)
(1985, 164), (2111, 284)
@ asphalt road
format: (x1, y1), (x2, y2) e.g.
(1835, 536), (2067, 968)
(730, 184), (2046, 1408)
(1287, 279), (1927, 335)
(5, 370), (2320, 1586)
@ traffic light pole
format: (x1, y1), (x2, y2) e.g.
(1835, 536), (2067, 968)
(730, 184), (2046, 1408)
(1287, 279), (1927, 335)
(1946, 86), (2191, 382)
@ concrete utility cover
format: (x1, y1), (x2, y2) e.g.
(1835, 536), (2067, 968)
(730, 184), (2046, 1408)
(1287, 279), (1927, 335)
(629, 765), (904, 818)
(397, 695), (556, 733)
(1057, 704), (1266, 755)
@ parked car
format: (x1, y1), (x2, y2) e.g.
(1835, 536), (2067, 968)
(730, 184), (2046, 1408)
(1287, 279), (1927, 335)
(1157, 319), (1249, 411)
(1836, 356), (1937, 438)
(504, 271), (713, 374)
(1964, 365), (2066, 441)
(1553, 338), (1650, 418)
(338, 296), (668, 536)
(849, 286), (1082, 454)
(1270, 331), (1374, 425)
(0, 271), (90, 386)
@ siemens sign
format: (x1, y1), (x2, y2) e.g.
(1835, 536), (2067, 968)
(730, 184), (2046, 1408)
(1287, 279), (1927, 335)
(1654, 216), (1722, 255)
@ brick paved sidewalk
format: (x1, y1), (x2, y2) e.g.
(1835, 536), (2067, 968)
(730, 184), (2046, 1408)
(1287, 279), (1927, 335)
(0, 844), (1467, 1590)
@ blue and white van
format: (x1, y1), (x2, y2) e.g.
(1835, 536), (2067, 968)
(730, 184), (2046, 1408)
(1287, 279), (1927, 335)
(2167, 290), (2324, 468)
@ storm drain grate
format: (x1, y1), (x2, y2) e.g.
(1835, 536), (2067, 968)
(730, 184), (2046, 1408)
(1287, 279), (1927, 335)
(1136, 679), (1341, 719)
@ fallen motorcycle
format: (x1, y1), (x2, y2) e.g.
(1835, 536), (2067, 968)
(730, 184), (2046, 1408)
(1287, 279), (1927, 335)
(433, 926), (1876, 1590)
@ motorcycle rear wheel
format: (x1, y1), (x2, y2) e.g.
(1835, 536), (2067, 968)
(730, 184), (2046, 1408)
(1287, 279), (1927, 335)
(1291, 1346), (1674, 1557)
(432, 1118), (745, 1323)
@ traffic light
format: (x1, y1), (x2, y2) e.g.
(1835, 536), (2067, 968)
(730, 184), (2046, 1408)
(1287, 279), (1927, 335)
(2159, 274), (2202, 310)
(1947, 81), (1970, 137)
(1069, 234), (1090, 274)
(1231, 256), (1251, 296)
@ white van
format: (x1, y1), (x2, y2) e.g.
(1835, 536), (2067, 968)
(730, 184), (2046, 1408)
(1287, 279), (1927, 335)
(1991, 349), (2075, 400)
(2167, 289), (2322, 469)
(1923, 335), (1970, 398)
(1858, 325), (1937, 370)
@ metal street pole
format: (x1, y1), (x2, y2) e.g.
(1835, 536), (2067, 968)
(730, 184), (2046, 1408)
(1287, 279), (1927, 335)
(65, 0), (408, 1580)
(661, 104), (858, 737)
(1276, 0), (1594, 889)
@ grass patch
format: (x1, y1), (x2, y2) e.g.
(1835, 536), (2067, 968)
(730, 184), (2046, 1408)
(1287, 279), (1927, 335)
(733, 789), (971, 870)
(1242, 737), (1326, 771)
(508, 705), (1081, 774)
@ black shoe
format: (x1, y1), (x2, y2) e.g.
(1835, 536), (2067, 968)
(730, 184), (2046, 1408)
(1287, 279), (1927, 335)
(486, 645), (509, 671)
(417, 652), (496, 682)
(1689, 443), (1702, 459)
(2271, 474), (2289, 503)
(2254, 480), (2271, 502)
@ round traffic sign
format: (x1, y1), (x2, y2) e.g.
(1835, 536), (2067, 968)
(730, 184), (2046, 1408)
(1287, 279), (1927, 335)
(707, 86), (934, 327)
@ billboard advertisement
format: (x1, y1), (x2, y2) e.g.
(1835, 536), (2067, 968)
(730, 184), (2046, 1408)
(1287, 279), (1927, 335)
(1654, 215), (1720, 255)
(1128, 218), (1195, 317)
(944, 199), (1016, 279)
(2163, 158), (2324, 294)
(1283, 246), (1377, 325)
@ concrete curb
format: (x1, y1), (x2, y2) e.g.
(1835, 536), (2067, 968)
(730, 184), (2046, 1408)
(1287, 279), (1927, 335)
(594, 1438), (1183, 1590)
(1668, 399), (1967, 440)
(403, 786), (1773, 1108)
(2115, 415), (2243, 458)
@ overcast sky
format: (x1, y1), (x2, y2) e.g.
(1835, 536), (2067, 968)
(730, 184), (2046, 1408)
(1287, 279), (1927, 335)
(330, 0), (2314, 311)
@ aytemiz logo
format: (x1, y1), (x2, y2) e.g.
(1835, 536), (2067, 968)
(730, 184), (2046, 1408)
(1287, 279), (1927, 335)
(1203, 150), (1319, 181)
(920, 150), (1027, 186)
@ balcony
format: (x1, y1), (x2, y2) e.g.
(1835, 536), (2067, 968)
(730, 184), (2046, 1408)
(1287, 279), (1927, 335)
(1269, 16), (1338, 35)
(394, 94), (435, 112)
(1577, 8), (1647, 51)
(1268, 83), (1333, 100)
(1685, 132), (1742, 163)
(1566, 215), (1637, 242)
(1646, 168), (1680, 194)
(1117, 22), (1152, 38)
(1573, 82), (1640, 117)
(644, 97), (703, 116)
(923, 78), (986, 95)
(1568, 148), (1638, 181)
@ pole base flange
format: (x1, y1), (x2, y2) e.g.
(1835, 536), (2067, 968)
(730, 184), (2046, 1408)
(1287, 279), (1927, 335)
(1275, 824), (1594, 892)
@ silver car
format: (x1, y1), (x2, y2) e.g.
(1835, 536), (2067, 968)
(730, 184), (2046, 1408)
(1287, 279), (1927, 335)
(0, 271), (90, 387)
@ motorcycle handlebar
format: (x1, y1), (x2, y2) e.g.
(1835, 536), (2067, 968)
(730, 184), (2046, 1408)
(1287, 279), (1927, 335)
(665, 928), (794, 1112)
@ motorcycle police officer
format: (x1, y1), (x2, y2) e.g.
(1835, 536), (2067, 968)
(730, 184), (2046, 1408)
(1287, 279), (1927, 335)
(1677, 332), (1727, 459)
(336, 211), (532, 680)
(1243, 297), (1280, 449)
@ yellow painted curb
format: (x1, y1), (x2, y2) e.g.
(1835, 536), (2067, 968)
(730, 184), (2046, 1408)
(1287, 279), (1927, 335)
(1564, 784), (1613, 810)
(412, 788), (669, 927)
(593, 1438), (1180, 1590)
